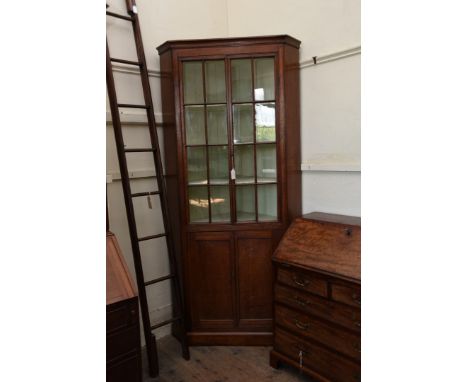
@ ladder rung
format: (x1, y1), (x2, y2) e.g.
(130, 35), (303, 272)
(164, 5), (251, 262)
(110, 58), (142, 67)
(117, 103), (148, 109)
(131, 191), (161, 198)
(124, 148), (156, 153)
(151, 316), (182, 330)
(138, 233), (167, 242)
(106, 11), (133, 21)
(144, 274), (175, 287)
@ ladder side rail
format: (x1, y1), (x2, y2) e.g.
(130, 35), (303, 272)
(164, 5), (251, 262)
(106, 40), (160, 377)
(127, 2), (190, 360)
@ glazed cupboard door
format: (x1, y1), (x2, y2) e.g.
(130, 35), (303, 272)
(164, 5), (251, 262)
(182, 56), (279, 224)
(183, 60), (232, 224)
(232, 57), (279, 222)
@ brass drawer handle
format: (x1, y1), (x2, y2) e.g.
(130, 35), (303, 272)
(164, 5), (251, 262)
(294, 319), (310, 331)
(293, 275), (310, 287)
(294, 296), (311, 307)
(352, 293), (361, 305)
(353, 342), (361, 353)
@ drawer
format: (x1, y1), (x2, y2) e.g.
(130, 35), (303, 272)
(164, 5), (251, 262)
(107, 301), (139, 333)
(275, 284), (360, 332)
(274, 327), (360, 382)
(331, 283), (361, 308)
(107, 325), (140, 362)
(277, 267), (327, 297)
(107, 353), (141, 382)
(275, 304), (360, 361)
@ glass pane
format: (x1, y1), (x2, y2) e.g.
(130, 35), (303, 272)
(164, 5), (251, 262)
(256, 144), (277, 182)
(187, 147), (207, 185)
(236, 185), (255, 222)
(183, 61), (204, 104)
(255, 103), (276, 142)
(209, 146), (229, 184)
(210, 186), (230, 222)
(233, 104), (253, 144)
(234, 145), (254, 184)
(258, 184), (277, 221)
(254, 58), (275, 101)
(231, 59), (252, 102)
(184, 105), (205, 145)
(188, 186), (209, 223)
(207, 105), (227, 144)
(205, 60), (226, 103)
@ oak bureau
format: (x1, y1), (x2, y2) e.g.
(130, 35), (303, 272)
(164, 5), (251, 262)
(270, 212), (361, 382)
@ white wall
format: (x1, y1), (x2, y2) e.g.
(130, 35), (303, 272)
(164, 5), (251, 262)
(224, 0), (361, 216)
(106, 0), (360, 339)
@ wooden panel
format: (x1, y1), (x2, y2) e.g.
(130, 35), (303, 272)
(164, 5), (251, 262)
(237, 231), (273, 330)
(276, 267), (328, 297)
(107, 354), (141, 382)
(275, 304), (360, 361)
(106, 232), (137, 305)
(273, 218), (361, 281)
(275, 284), (360, 332)
(274, 327), (360, 382)
(188, 232), (236, 329)
(331, 283), (361, 308)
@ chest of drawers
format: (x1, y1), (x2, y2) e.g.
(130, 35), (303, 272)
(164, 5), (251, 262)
(107, 232), (142, 382)
(270, 212), (361, 382)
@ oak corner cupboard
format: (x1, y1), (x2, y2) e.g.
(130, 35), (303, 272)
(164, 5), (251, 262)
(157, 35), (301, 346)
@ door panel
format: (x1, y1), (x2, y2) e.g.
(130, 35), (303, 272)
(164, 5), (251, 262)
(188, 232), (235, 330)
(236, 231), (273, 330)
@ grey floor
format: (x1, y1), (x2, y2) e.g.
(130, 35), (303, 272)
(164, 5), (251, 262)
(142, 335), (311, 382)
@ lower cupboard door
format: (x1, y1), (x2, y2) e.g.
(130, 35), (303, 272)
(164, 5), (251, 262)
(188, 232), (236, 330)
(237, 230), (274, 331)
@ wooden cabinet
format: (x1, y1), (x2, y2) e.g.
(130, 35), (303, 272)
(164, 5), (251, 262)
(157, 35), (301, 345)
(270, 213), (361, 382)
(107, 232), (142, 382)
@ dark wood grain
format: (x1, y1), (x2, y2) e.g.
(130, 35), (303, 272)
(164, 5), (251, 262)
(275, 284), (360, 333)
(273, 218), (361, 281)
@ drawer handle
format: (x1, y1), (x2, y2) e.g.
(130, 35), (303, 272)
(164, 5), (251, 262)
(294, 296), (311, 307)
(293, 275), (310, 287)
(352, 293), (361, 305)
(293, 344), (309, 354)
(353, 342), (361, 353)
(345, 227), (353, 236)
(354, 321), (361, 328)
(294, 319), (310, 331)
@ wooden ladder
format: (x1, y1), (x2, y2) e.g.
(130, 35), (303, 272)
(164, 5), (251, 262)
(106, 0), (190, 377)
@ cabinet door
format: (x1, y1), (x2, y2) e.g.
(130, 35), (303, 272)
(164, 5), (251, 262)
(188, 232), (236, 330)
(236, 230), (273, 331)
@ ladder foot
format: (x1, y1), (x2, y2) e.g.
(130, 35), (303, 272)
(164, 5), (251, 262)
(147, 333), (159, 378)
